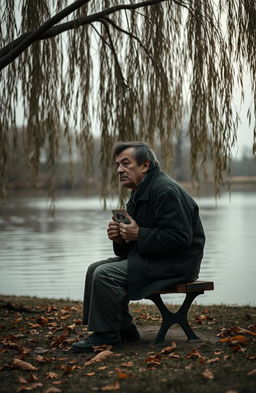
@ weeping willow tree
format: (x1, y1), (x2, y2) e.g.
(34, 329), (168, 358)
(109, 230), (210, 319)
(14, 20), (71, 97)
(0, 0), (255, 201)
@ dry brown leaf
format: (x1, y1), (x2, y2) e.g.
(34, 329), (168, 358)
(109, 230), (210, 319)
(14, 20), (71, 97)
(67, 323), (76, 331)
(84, 350), (114, 366)
(37, 316), (49, 325)
(120, 361), (133, 367)
(64, 338), (77, 345)
(16, 383), (43, 392)
(46, 372), (59, 379)
(85, 372), (96, 376)
(168, 353), (180, 359)
(224, 390), (239, 393)
(117, 372), (133, 379)
(93, 344), (113, 353)
(18, 376), (28, 384)
(35, 355), (46, 363)
(29, 374), (39, 382)
(13, 358), (38, 371)
(101, 381), (120, 391)
(202, 368), (214, 380)
(219, 335), (249, 345)
(237, 327), (256, 336)
(43, 388), (62, 393)
(206, 357), (220, 364)
(98, 366), (107, 370)
(185, 349), (204, 359)
(247, 369), (256, 376)
(145, 354), (161, 366)
(34, 347), (49, 354)
(160, 342), (176, 355)
(247, 355), (256, 360)
(63, 365), (81, 375)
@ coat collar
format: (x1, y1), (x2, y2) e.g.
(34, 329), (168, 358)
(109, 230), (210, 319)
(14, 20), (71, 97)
(131, 166), (160, 202)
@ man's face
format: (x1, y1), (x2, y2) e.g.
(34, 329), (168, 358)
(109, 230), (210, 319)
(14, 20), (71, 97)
(115, 148), (150, 189)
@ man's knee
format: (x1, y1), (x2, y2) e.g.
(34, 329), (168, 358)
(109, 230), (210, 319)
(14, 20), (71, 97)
(92, 264), (109, 282)
(86, 259), (112, 278)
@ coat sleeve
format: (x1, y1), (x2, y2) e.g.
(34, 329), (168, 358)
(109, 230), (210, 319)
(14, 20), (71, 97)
(137, 188), (194, 257)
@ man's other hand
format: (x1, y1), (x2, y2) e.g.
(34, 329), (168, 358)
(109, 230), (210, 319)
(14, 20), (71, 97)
(107, 220), (124, 244)
(119, 213), (139, 241)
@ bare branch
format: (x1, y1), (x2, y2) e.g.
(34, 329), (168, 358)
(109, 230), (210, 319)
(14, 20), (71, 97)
(0, 0), (169, 70)
(0, 0), (90, 71)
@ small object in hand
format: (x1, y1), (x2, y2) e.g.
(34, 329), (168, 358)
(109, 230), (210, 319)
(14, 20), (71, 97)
(112, 209), (130, 224)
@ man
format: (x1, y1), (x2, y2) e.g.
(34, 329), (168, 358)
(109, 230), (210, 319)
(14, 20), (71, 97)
(72, 141), (205, 352)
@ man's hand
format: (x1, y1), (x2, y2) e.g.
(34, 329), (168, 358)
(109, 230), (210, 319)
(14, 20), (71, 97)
(119, 213), (139, 241)
(107, 219), (124, 244)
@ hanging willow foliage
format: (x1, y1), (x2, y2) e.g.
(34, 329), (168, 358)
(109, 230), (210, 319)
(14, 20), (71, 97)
(0, 0), (255, 201)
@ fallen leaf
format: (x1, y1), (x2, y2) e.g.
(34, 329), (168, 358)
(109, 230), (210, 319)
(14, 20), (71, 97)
(168, 353), (180, 359)
(28, 323), (41, 328)
(117, 372), (133, 379)
(101, 381), (120, 391)
(16, 383), (43, 392)
(160, 342), (176, 355)
(202, 368), (214, 380)
(224, 390), (239, 393)
(43, 388), (62, 393)
(37, 316), (49, 325)
(206, 357), (220, 364)
(3, 340), (21, 351)
(185, 349), (204, 359)
(67, 323), (76, 331)
(247, 355), (256, 360)
(18, 376), (28, 384)
(237, 326), (256, 336)
(219, 335), (249, 345)
(29, 374), (39, 382)
(120, 361), (133, 367)
(145, 353), (161, 366)
(34, 347), (49, 354)
(85, 372), (96, 376)
(247, 369), (256, 376)
(63, 365), (81, 374)
(13, 359), (38, 371)
(35, 355), (46, 363)
(93, 344), (113, 353)
(84, 350), (114, 366)
(46, 372), (59, 379)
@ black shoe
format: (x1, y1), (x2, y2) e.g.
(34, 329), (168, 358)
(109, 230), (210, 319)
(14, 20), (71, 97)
(71, 332), (121, 353)
(120, 324), (141, 343)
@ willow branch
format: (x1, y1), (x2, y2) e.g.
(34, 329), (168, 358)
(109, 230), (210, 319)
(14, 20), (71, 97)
(0, 0), (170, 70)
(100, 19), (128, 89)
(0, 0), (90, 71)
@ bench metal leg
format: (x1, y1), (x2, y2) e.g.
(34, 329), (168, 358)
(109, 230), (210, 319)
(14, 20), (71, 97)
(146, 292), (203, 345)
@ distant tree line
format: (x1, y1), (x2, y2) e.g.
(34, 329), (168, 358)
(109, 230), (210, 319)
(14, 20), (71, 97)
(6, 127), (255, 195)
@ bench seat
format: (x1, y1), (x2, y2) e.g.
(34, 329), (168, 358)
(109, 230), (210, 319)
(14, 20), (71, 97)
(146, 280), (214, 345)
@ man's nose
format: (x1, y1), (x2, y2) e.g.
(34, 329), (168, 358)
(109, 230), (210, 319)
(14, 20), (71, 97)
(117, 165), (124, 174)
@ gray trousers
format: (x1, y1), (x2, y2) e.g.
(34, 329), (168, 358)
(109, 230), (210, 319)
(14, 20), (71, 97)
(82, 258), (133, 332)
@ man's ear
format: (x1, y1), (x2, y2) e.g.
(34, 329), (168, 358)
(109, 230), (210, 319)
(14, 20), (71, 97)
(142, 159), (150, 173)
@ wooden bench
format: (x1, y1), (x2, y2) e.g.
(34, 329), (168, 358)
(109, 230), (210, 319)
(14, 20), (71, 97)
(146, 280), (214, 345)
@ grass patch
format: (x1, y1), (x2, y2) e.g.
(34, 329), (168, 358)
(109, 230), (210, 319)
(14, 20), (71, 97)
(0, 295), (256, 393)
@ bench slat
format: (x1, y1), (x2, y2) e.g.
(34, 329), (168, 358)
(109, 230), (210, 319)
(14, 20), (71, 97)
(155, 280), (214, 294)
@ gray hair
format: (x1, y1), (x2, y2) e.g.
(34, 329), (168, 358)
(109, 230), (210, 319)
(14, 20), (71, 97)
(112, 141), (159, 170)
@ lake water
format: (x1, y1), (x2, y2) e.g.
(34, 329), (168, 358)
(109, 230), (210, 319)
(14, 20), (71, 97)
(0, 192), (255, 306)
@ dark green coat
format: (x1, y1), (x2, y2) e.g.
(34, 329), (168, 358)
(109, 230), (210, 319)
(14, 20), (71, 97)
(114, 167), (205, 300)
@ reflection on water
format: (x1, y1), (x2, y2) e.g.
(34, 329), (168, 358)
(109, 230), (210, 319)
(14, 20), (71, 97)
(0, 192), (255, 306)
